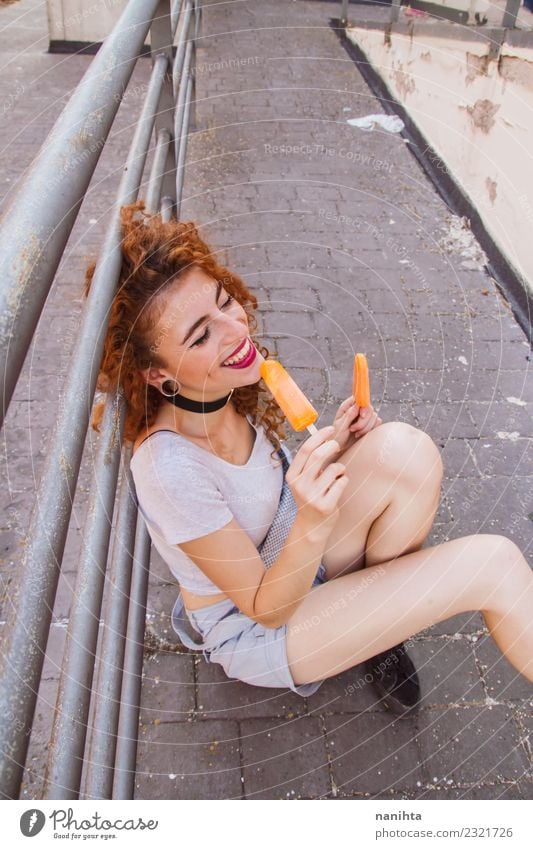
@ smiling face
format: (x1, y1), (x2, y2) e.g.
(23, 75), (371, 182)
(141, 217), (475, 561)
(141, 265), (264, 400)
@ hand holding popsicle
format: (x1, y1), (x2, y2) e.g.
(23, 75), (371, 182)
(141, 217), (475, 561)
(328, 353), (381, 455)
(284, 426), (349, 541)
(260, 358), (348, 537)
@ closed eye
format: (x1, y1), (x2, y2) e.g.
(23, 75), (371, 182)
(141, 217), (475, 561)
(191, 294), (235, 347)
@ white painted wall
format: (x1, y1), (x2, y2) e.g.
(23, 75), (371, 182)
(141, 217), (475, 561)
(346, 25), (533, 295)
(46, 0), (151, 44)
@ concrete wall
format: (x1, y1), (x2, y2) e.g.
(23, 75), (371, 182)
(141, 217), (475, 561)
(46, 0), (151, 44)
(346, 24), (533, 295)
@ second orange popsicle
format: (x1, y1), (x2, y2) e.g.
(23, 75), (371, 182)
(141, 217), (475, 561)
(353, 353), (371, 408)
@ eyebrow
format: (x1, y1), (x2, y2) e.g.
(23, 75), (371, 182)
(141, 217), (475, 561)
(182, 279), (223, 344)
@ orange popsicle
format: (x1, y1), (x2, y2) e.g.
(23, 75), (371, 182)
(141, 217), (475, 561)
(260, 359), (318, 433)
(353, 353), (371, 408)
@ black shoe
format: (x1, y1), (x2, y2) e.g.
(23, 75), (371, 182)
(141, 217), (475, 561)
(364, 642), (420, 715)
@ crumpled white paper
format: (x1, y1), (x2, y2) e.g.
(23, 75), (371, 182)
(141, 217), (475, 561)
(347, 113), (405, 133)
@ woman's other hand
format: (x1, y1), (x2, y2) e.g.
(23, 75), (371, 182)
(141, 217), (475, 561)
(330, 395), (382, 457)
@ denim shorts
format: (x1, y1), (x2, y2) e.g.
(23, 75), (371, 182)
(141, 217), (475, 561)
(177, 563), (328, 698)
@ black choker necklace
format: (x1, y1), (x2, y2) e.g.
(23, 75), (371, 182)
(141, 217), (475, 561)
(162, 388), (234, 414)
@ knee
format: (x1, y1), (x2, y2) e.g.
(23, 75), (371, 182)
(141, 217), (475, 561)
(481, 534), (526, 572)
(462, 533), (527, 587)
(376, 421), (443, 488)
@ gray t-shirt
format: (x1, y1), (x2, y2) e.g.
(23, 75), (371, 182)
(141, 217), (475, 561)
(130, 414), (290, 595)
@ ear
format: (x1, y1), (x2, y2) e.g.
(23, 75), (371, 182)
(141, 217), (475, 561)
(138, 366), (167, 388)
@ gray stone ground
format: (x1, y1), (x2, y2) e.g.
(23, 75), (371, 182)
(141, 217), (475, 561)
(0, 0), (531, 801)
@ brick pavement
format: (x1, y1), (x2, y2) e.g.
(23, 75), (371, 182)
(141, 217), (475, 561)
(1, 0), (531, 801)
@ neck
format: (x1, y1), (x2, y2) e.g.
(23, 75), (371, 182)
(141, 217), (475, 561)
(162, 397), (236, 439)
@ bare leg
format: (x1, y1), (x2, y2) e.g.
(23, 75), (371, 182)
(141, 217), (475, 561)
(285, 534), (533, 685)
(320, 422), (443, 577)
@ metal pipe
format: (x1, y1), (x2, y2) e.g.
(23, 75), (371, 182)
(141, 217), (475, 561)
(189, 0), (201, 132)
(82, 457), (138, 800)
(341, 0), (348, 25)
(174, 40), (194, 169)
(170, 0), (184, 39)
(112, 518), (151, 799)
(0, 52), (168, 801)
(145, 129), (173, 213)
(42, 392), (125, 800)
(0, 0), (162, 429)
(160, 195), (175, 222)
(172, 0), (194, 99)
(151, 2), (178, 210)
(501, 0), (520, 27)
(176, 72), (194, 217)
(390, 0), (402, 24)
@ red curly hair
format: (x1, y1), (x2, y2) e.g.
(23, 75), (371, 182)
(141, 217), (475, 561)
(83, 200), (287, 454)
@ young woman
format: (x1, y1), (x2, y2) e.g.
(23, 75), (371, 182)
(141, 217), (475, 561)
(85, 200), (533, 712)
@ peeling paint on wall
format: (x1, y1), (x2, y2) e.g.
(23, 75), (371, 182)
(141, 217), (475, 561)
(345, 25), (533, 294)
(485, 177), (497, 204)
(499, 55), (533, 90)
(392, 61), (416, 101)
(465, 52), (490, 85)
(467, 99), (500, 134)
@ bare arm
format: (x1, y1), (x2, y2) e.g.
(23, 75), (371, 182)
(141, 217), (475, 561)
(179, 515), (324, 628)
(179, 426), (348, 628)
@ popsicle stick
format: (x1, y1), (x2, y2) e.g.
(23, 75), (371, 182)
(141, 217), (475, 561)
(307, 424), (318, 435)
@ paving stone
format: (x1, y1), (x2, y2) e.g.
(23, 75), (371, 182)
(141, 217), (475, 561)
(418, 611), (485, 639)
(260, 309), (318, 338)
(442, 367), (511, 403)
(146, 582), (181, 633)
(445, 476), (532, 549)
(474, 635), (533, 702)
(314, 308), (368, 343)
(135, 720), (242, 799)
(148, 547), (176, 586)
(362, 286), (413, 314)
(324, 712), (425, 794)
(518, 779), (533, 800)
(275, 334), (325, 367)
(466, 314), (527, 344)
(415, 403), (479, 440)
(407, 638), (485, 706)
(338, 788), (424, 799)
(467, 402), (533, 439)
(471, 339), (532, 371)
(495, 370), (533, 403)
(268, 287), (322, 312)
(439, 439), (477, 477)
(376, 369), (447, 405)
(20, 677), (59, 801)
(138, 652), (196, 724)
(416, 706), (530, 784)
(418, 783), (523, 799)
(512, 708), (532, 772)
(377, 401), (420, 429)
(469, 438), (533, 477)
(195, 655), (306, 720)
(405, 312), (472, 341)
(306, 663), (391, 715)
(239, 716), (330, 799)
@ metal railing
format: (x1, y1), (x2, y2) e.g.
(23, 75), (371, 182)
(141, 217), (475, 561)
(0, 0), (201, 800)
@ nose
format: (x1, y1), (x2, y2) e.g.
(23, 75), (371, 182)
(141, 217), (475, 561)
(218, 313), (248, 347)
